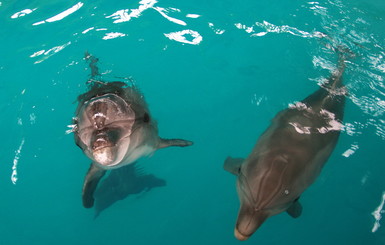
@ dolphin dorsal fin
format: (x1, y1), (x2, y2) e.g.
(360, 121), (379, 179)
(286, 198), (303, 218)
(158, 138), (193, 149)
(224, 157), (244, 175)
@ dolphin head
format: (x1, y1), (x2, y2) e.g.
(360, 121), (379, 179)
(233, 170), (270, 241)
(233, 155), (293, 240)
(75, 93), (135, 168)
(234, 200), (269, 241)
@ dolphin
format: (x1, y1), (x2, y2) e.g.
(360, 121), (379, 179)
(73, 53), (193, 208)
(224, 51), (348, 240)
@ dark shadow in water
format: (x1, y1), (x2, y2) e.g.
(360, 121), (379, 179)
(93, 163), (166, 218)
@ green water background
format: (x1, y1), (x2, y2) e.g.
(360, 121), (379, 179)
(0, 0), (385, 244)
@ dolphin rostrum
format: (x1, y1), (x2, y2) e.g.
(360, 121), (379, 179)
(224, 51), (348, 240)
(73, 53), (193, 208)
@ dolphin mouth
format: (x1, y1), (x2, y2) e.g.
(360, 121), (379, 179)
(92, 131), (115, 149)
(92, 146), (115, 166)
(92, 142), (115, 152)
(234, 228), (250, 241)
(91, 133), (116, 166)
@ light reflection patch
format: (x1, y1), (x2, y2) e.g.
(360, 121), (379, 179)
(102, 32), (126, 40)
(164, 30), (202, 45)
(106, 0), (157, 23)
(153, 7), (186, 26)
(30, 41), (71, 64)
(234, 21), (326, 39)
(33, 2), (83, 26)
(11, 138), (25, 185)
(11, 8), (37, 19)
(372, 192), (385, 233)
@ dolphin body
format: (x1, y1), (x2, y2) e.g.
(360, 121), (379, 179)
(74, 53), (192, 208)
(224, 53), (347, 240)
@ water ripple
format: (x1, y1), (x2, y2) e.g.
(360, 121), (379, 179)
(234, 21), (326, 39)
(32, 2), (83, 26)
(106, 0), (156, 24)
(30, 42), (72, 64)
(305, 0), (385, 143)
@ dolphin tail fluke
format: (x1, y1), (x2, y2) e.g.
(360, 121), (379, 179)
(158, 138), (193, 148)
(326, 45), (355, 91)
(286, 198), (303, 218)
(82, 163), (106, 208)
(224, 157), (244, 175)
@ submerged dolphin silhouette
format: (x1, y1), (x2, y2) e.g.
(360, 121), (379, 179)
(74, 53), (192, 208)
(224, 51), (348, 240)
(94, 163), (166, 218)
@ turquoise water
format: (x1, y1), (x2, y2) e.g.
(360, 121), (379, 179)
(1, 0), (385, 244)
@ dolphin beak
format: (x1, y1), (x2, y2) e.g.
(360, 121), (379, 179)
(234, 228), (250, 241)
(91, 131), (117, 166)
(93, 146), (114, 165)
(233, 204), (268, 241)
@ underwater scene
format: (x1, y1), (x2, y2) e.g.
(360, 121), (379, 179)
(1, 0), (385, 244)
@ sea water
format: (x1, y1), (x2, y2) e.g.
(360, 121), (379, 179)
(0, 0), (384, 244)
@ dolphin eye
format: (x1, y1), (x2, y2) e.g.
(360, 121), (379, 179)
(143, 113), (150, 123)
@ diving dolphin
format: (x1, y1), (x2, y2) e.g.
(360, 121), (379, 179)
(74, 53), (193, 208)
(224, 51), (348, 240)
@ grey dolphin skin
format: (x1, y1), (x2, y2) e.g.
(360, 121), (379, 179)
(224, 50), (348, 241)
(74, 53), (193, 208)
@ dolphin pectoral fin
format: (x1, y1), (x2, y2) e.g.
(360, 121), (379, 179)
(224, 157), (244, 175)
(158, 138), (193, 149)
(82, 163), (106, 208)
(286, 198), (303, 218)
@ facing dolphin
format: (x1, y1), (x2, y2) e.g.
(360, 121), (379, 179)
(224, 51), (348, 241)
(73, 53), (193, 208)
